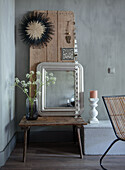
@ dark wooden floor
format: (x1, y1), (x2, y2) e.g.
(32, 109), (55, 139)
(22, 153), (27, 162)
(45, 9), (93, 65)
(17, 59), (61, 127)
(1, 142), (125, 170)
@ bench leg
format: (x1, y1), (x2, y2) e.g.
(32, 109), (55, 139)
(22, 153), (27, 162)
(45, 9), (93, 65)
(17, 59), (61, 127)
(77, 126), (83, 159)
(27, 128), (30, 147)
(73, 125), (77, 144)
(23, 127), (29, 162)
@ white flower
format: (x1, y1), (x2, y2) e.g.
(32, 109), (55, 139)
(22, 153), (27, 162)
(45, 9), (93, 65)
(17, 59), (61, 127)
(21, 81), (27, 87)
(23, 88), (28, 93)
(36, 79), (41, 83)
(49, 77), (56, 81)
(50, 77), (56, 81)
(26, 73), (30, 78)
(49, 77), (53, 81)
(27, 81), (32, 85)
(36, 71), (41, 75)
(47, 82), (50, 86)
(14, 71), (56, 98)
(53, 77), (56, 81)
(46, 76), (49, 81)
(49, 72), (53, 76)
(52, 81), (56, 85)
(21, 80), (25, 84)
(22, 83), (27, 88)
(37, 91), (41, 95)
(30, 71), (34, 74)
(15, 78), (20, 84)
(32, 81), (36, 85)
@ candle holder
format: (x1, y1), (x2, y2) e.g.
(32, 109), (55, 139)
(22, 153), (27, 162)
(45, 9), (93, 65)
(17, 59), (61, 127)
(89, 98), (99, 123)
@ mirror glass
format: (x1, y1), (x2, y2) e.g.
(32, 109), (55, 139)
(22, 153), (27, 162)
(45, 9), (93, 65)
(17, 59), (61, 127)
(46, 70), (75, 108)
(37, 62), (84, 116)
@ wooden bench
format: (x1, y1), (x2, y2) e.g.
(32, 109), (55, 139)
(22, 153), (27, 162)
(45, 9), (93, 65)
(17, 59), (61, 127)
(19, 116), (87, 162)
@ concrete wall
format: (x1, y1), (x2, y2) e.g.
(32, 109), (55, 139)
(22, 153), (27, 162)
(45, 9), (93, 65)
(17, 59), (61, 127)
(84, 121), (125, 155)
(0, 0), (16, 166)
(15, 0), (125, 125)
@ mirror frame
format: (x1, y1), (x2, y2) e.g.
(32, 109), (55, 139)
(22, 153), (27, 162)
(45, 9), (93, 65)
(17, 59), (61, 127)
(37, 62), (84, 117)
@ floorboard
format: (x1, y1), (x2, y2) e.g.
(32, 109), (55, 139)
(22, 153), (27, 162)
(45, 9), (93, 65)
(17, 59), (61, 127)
(1, 142), (125, 170)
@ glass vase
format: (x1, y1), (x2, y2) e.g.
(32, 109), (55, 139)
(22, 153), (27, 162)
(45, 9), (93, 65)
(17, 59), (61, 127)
(26, 98), (38, 120)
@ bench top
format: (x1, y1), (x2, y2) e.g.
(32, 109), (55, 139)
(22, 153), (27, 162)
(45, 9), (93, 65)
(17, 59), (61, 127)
(19, 116), (87, 127)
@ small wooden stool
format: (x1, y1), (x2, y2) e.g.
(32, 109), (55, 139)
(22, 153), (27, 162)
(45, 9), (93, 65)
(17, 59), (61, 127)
(19, 116), (87, 162)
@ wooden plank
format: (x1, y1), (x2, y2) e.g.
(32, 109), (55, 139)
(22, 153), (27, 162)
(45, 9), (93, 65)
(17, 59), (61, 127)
(30, 47), (46, 97)
(19, 116), (87, 127)
(30, 11), (47, 97)
(29, 11), (75, 97)
(30, 10), (58, 63)
(58, 11), (75, 62)
(30, 10), (47, 73)
(46, 11), (58, 62)
(30, 47), (46, 72)
(30, 10), (75, 72)
(2, 143), (125, 169)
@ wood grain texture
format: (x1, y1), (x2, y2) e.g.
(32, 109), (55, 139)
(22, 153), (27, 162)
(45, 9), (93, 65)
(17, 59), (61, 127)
(30, 11), (47, 97)
(29, 10), (75, 97)
(77, 127), (83, 159)
(58, 11), (75, 62)
(23, 129), (27, 162)
(1, 143), (125, 170)
(30, 47), (46, 97)
(19, 116), (87, 127)
(30, 10), (75, 73)
(46, 11), (58, 62)
(19, 116), (86, 162)
(30, 47), (46, 71)
(30, 10), (47, 73)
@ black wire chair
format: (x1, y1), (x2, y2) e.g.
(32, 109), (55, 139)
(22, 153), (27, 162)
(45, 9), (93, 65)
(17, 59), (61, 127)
(100, 95), (125, 170)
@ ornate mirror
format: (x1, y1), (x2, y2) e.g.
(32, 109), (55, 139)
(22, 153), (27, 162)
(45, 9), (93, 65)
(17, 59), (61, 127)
(37, 62), (84, 117)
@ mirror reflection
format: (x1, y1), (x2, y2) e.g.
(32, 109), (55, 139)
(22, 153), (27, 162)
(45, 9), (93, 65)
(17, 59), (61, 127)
(46, 70), (75, 108)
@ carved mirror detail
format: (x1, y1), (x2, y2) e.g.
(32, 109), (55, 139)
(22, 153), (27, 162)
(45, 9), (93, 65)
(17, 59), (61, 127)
(37, 62), (84, 117)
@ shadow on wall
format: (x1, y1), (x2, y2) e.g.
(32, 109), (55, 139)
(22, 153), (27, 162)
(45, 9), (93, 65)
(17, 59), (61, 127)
(4, 73), (16, 142)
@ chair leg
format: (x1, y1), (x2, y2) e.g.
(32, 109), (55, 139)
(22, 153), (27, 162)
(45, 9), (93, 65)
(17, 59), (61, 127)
(100, 138), (120, 170)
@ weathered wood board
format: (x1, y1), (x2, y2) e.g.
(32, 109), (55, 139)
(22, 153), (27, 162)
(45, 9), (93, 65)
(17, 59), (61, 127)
(57, 11), (75, 62)
(30, 10), (75, 97)
(30, 10), (75, 71)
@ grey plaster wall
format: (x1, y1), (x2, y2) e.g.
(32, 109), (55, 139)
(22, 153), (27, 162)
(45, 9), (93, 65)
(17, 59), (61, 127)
(0, 0), (15, 162)
(15, 0), (125, 125)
